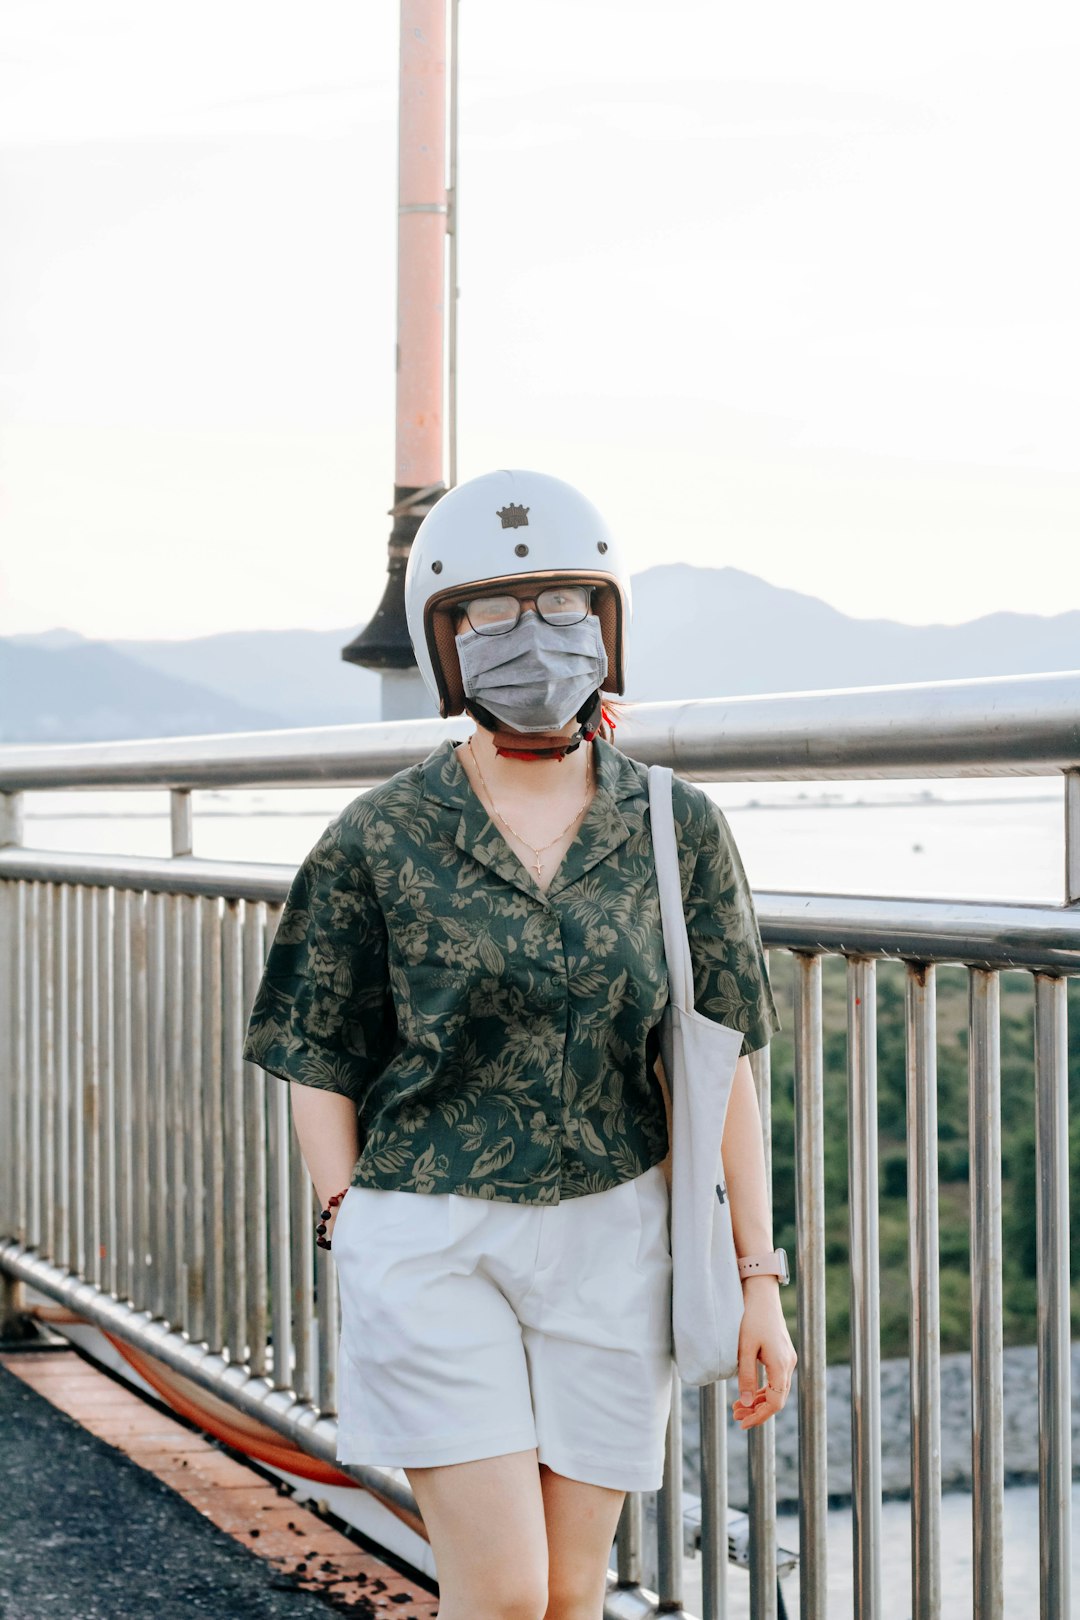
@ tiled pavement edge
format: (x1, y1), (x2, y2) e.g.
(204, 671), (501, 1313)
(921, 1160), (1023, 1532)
(0, 1345), (440, 1620)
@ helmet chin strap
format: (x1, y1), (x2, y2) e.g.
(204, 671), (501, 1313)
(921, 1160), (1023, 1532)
(467, 691), (606, 761)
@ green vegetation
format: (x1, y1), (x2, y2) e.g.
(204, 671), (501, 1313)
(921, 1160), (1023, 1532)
(763, 956), (1080, 1362)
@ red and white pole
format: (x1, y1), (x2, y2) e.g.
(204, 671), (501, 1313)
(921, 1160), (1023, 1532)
(343, 0), (450, 715)
(395, 0), (447, 495)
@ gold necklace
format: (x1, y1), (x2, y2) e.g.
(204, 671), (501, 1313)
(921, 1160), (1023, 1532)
(467, 738), (593, 879)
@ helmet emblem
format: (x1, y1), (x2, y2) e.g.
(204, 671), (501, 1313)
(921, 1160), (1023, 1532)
(496, 503), (530, 529)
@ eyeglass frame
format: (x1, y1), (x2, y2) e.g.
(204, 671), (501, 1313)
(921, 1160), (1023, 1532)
(452, 582), (596, 637)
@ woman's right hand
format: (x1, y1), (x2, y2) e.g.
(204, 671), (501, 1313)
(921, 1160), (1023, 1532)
(288, 1081), (361, 1245)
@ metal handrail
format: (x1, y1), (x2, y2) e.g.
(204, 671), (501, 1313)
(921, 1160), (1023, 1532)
(2, 669), (1080, 789)
(2, 675), (1076, 1620)
(1, 847), (1077, 971)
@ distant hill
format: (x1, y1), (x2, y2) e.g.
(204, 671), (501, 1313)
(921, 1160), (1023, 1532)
(623, 564), (1080, 699)
(4, 563), (1078, 743)
(101, 628), (383, 729)
(0, 639), (283, 744)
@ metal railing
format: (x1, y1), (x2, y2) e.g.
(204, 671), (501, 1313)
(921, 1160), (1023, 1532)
(1, 670), (1077, 1620)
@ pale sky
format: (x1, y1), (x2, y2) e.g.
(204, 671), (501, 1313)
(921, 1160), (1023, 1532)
(1, 0), (1078, 641)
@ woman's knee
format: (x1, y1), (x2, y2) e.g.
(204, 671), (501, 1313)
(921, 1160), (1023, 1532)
(484, 1578), (550, 1620)
(435, 1569), (548, 1620)
(405, 1452), (549, 1620)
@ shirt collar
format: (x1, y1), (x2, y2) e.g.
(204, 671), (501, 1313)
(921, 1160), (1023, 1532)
(418, 734), (644, 905)
(418, 733), (643, 809)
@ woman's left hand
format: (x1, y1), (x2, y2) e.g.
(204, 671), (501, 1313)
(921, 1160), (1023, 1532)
(730, 1279), (798, 1431)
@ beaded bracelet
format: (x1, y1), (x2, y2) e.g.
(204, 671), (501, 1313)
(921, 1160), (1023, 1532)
(315, 1185), (350, 1251)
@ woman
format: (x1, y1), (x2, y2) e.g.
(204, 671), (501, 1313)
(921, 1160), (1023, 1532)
(242, 468), (796, 1620)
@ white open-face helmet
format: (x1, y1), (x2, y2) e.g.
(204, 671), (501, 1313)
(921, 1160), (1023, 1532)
(404, 468), (632, 718)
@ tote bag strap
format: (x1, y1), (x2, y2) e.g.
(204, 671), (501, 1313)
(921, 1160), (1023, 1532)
(647, 764), (696, 1015)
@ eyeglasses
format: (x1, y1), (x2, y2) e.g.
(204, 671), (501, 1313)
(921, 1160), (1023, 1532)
(455, 584), (594, 636)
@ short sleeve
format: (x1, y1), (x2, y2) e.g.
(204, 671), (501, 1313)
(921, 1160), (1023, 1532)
(242, 815), (396, 1106)
(682, 793), (781, 1057)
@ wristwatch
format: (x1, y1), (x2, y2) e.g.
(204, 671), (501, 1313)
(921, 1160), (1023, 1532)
(737, 1248), (790, 1284)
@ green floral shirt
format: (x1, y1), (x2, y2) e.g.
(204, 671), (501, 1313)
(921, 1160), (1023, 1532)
(242, 735), (781, 1205)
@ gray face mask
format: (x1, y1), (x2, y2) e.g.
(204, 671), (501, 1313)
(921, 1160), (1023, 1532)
(454, 609), (609, 733)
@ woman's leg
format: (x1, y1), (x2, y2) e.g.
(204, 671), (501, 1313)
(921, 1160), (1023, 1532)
(406, 1448), (550, 1620)
(539, 1464), (626, 1620)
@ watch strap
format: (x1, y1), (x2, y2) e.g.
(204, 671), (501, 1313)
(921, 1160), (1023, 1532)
(737, 1248), (789, 1283)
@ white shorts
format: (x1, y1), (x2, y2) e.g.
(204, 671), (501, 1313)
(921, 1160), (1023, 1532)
(331, 1162), (674, 1492)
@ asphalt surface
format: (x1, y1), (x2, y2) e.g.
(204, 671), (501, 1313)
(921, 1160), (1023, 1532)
(0, 1355), (359, 1620)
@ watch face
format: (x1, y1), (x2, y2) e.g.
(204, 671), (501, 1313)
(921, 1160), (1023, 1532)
(777, 1248), (790, 1285)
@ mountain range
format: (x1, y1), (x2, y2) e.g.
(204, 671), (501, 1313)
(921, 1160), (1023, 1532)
(3, 563), (1077, 744)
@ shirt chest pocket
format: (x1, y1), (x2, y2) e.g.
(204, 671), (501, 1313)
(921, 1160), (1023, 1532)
(382, 888), (502, 1054)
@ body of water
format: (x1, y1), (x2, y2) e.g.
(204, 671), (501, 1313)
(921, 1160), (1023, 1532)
(20, 775), (1067, 906)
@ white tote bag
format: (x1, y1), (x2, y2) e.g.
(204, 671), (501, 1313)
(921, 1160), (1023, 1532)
(648, 764), (745, 1386)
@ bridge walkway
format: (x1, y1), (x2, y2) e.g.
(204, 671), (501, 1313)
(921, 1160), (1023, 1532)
(0, 1335), (439, 1620)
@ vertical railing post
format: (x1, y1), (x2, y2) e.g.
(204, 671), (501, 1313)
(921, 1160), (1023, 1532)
(164, 893), (185, 1323)
(266, 905), (293, 1390)
(699, 1380), (729, 1620)
(0, 792), (23, 1246)
(0, 792), (23, 851)
(54, 884), (71, 1273)
(130, 890), (149, 1304)
(222, 899), (248, 1363)
(11, 880), (29, 1248)
(748, 1021), (777, 1620)
(1033, 973), (1072, 1620)
(615, 1484), (644, 1591)
(26, 883), (41, 1251)
(170, 790), (193, 1339)
(656, 1366), (685, 1609)
(84, 887), (102, 1289)
(112, 889), (132, 1301)
(201, 898), (224, 1348)
(170, 790), (193, 1321)
(289, 1127), (315, 1402)
(147, 891), (167, 1318)
(81, 886), (100, 1286)
(793, 951), (827, 1620)
(242, 901), (269, 1378)
(847, 956), (882, 1620)
(1064, 769), (1080, 905)
(69, 887), (85, 1277)
(905, 962), (942, 1620)
(39, 883), (56, 1261)
(0, 790), (27, 1348)
(968, 968), (1004, 1620)
(97, 884), (116, 1297)
(170, 789), (192, 859)
(170, 790), (194, 1334)
(184, 895), (206, 1341)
